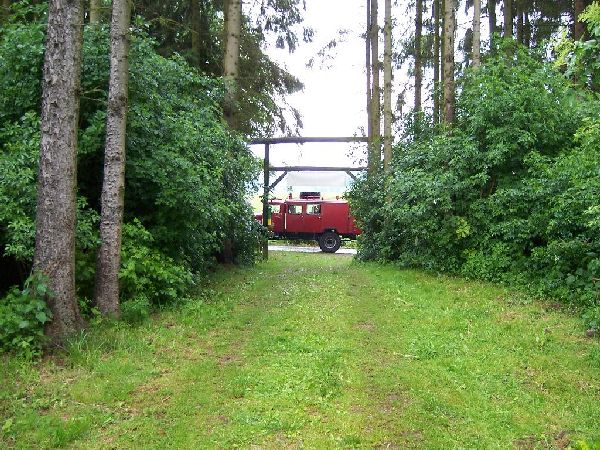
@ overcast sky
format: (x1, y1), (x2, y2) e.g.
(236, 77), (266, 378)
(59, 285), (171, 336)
(249, 0), (370, 191)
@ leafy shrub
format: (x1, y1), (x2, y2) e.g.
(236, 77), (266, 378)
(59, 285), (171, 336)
(0, 19), (260, 297)
(349, 44), (600, 308)
(0, 273), (52, 355)
(583, 306), (600, 333)
(119, 221), (195, 309)
(120, 295), (151, 325)
(555, 1), (600, 91)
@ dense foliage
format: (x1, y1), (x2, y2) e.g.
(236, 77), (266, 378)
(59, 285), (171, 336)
(134, 0), (306, 136)
(0, 273), (52, 355)
(0, 6), (261, 351)
(350, 41), (600, 315)
(556, 1), (600, 91)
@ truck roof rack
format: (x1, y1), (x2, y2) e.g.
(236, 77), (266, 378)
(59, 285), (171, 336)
(299, 191), (321, 199)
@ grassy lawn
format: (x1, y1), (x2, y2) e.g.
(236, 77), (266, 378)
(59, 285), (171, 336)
(1, 252), (599, 448)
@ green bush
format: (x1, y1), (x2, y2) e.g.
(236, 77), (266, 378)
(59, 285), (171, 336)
(119, 221), (195, 308)
(0, 273), (52, 355)
(120, 295), (151, 325)
(0, 18), (260, 299)
(583, 306), (600, 333)
(349, 43), (600, 309)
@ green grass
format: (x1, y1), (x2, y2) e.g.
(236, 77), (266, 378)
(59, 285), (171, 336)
(1, 252), (599, 448)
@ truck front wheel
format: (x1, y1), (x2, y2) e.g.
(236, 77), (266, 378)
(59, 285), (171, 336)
(319, 231), (341, 253)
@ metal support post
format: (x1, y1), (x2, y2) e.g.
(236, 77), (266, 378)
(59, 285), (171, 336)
(262, 143), (270, 260)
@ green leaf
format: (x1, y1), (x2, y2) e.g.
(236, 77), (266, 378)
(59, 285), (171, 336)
(35, 311), (48, 323)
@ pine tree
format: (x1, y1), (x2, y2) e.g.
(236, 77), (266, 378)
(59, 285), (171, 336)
(34, 0), (85, 343)
(488, 0), (497, 38)
(504, 0), (513, 38)
(94, 0), (132, 318)
(1, 0), (10, 23)
(223, 0), (241, 128)
(433, 0), (441, 124)
(366, 0), (376, 173)
(443, 0), (455, 124)
(574, 0), (586, 40)
(370, 0), (381, 149)
(414, 0), (423, 114)
(90, 0), (101, 24)
(473, 0), (481, 67)
(383, 0), (392, 171)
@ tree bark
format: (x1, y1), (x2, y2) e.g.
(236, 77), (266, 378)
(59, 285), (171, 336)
(191, 0), (201, 65)
(89, 0), (100, 24)
(524, 11), (531, 46)
(443, 0), (455, 124)
(34, 0), (84, 344)
(223, 0), (241, 128)
(473, 0), (481, 67)
(370, 0), (381, 151)
(366, 0), (375, 173)
(440, 0), (446, 119)
(414, 0), (423, 114)
(516, 0), (524, 44)
(1, 0), (10, 23)
(573, 0), (586, 41)
(433, 0), (441, 125)
(221, 0), (241, 263)
(94, 0), (131, 319)
(488, 0), (497, 39)
(383, 0), (392, 172)
(503, 0), (513, 38)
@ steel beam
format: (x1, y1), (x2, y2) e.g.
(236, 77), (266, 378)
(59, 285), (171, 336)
(269, 166), (367, 172)
(250, 136), (369, 145)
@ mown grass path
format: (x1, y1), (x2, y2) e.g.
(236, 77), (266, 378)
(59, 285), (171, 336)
(2, 253), (600, 448)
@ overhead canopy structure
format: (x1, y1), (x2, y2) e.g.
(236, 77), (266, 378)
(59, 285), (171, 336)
(249, 136), (368, 259)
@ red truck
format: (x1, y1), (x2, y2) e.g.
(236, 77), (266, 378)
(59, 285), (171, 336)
(256, 193), (361, 253)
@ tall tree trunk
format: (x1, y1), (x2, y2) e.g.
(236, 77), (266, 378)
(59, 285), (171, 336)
(573, 0), (586, 41)
(366, 0), (375, 174)
(223, 0), (241, 128)
(503, 0), (513, 38)
(89, 0), (100, 24)
(443, 0), (455, 124)
(516, 1), (524, 44)
(94, 0), (131, 319)
(440, 0), (446, 120)
(414, 0), (423, 114)
(222, 0), (241, 263)
(34, 0), (84, 344)
(370, 0), (381, 151)
(433, 0), (441, 125)
(199, 0), (211, 71)
(524, 11), (531, 46)
(191, 0), (201, 65)
(1, 0), (10, 23)
(383, 0), (392, 172)
(488, 0), (497, 39)
(473, 0), (481, 67)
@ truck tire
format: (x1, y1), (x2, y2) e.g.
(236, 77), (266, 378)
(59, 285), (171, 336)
(319, 231), (341, 253)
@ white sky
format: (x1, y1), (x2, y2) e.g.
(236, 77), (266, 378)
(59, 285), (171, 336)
(250, 0), (369, 192)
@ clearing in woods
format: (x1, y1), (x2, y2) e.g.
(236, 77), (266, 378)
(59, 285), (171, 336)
(1, 252), (599, 448)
